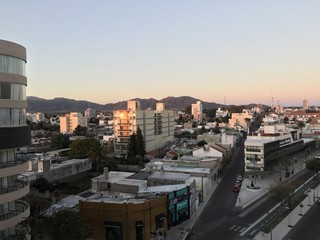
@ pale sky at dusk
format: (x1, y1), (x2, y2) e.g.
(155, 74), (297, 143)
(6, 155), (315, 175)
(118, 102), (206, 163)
(1, 1), (320, 106)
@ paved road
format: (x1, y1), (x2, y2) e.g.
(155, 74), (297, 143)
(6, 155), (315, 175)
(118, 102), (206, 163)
(188, 142), (317, 240)
(283, 201), (320, 240)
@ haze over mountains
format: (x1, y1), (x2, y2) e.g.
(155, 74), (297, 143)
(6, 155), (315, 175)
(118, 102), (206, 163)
(27, 96), (262, 113)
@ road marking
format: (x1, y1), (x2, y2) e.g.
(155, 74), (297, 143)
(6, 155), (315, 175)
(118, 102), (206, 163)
(239, 227), (247, 233)
(234, 226), (242, 231)
(229, 225), (237, 230)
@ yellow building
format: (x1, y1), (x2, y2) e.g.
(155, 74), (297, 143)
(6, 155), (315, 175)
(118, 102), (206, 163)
(60, 112), (88, 134)
(113, 101), (174, 156)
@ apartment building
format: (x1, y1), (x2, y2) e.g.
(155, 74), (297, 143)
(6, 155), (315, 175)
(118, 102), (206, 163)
(113, 101), (174, 155)
(0, 40), (31, 239)
(59, 112), (88, 134)
(228, 109), (252, 131)
(191, 101), (203, 121)
(84, 108), (96, 119)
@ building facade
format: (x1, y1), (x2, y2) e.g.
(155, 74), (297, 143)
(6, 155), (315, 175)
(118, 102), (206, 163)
(0, 39), (31, 239)
(244, 125), (304, 172)
(59, 112), (88, 134)
(80, 194), (168, 240)
(113, 101), (174, 155)
(191, 101), (203, 121)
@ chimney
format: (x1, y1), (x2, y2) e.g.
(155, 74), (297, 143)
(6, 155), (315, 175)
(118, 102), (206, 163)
(104, 167), (109, 180)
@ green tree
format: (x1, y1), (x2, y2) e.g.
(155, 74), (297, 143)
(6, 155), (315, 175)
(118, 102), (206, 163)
(127, 126), (146, 161)
(51, 133), (70, 149)
(127, 132), (137, 159)
(73, 125), (88, 136)
(283, 116), (289, 124)
(69, 138), (100, 159)
(268, 183), (296, 208)
(38, 210), (92, 240)
(32, 177), (51, 193)
(136, 126), (146, 158)
(306, 159), (320, 171)
(197, 140), (207, 147)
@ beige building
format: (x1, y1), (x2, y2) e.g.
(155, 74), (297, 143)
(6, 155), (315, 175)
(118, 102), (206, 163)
(191, 101), (203, 121)
(60, 112), (88, 134)
(113, 101), (175, 155)
(0, 40), (31, 239)
(228, 109), (252, 131)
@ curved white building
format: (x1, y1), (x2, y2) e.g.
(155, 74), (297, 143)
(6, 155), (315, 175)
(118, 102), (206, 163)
(0, 40), (31, 239)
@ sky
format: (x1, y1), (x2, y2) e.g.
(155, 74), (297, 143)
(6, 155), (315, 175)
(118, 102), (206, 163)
(1, 1), (320, 106)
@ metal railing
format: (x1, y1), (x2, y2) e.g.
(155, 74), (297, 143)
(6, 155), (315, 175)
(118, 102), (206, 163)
(0, 201), (29, 222)
(0, 180), (28, 195)
(0, 158), (27, 170)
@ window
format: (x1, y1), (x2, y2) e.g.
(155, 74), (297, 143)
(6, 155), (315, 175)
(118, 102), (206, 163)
(155, 213), (166, 231)
(136, 221), (143, 240)
(104, 221), (122, 240)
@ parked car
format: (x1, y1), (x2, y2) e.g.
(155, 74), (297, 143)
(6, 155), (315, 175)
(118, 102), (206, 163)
(233, 183), (240, 193)
(236, 175), (243, 182)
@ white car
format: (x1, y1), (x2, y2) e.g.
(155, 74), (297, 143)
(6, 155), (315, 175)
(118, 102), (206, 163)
(236, 175), (243, 182)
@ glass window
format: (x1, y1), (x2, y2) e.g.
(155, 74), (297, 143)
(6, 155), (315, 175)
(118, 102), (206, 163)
(0, 55), (26, 76)
(0, 82), (26, 100)
(0, 108), (26, 126)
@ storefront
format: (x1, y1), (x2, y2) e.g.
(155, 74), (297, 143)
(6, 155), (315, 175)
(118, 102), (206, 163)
(167, 186), (190, 227)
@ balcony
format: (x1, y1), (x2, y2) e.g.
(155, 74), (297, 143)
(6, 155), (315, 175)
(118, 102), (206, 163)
(0, 224), (31, 240)
(0, 160), (28, 178)
(0, 200), (30, 232)
(0, 180), (29, 204)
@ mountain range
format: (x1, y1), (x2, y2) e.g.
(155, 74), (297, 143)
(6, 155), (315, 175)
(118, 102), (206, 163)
(26, 96), (260, 113)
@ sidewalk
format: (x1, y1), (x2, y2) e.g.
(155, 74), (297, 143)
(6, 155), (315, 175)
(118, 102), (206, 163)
(166, 179), (219, 240)
(167, 150), (319, 240)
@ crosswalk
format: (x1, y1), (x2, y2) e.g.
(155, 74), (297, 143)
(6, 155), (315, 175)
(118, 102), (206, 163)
(229, 224), (247, 233)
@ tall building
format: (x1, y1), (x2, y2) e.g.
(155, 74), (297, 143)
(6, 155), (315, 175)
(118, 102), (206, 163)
(113, 101), (174, 156)
(191, 101), (203, 121)
(303, 99), (308, 110)
(60, 112), (88, 134)
(84, 108), (96, 119)
(0, 40), (31, 239)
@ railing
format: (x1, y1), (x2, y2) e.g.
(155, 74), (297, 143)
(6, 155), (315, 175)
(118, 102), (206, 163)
(0, 180), (28, 195)
(0, 158), (27, 170)
(0, 221), (30, 240)
(0, 201), (29, 222)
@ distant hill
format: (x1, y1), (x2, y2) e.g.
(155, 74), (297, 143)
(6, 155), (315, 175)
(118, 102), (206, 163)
(26, 96), (264, 113)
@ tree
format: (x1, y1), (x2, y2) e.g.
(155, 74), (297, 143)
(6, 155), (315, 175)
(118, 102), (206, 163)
(127, 132), (137, 159)
(297, 121), (305, 138)
(73, 125), (88, 136)
(32, 177), (51, 193)
(306, 159), (320, 171)
(197, 140), (207, 147)
(37, 210), (92, 240)
(283, 116), (289, 124)
(127, 126), (146, 162)
(69, 138), (100, 159)
(51, 133), (70, 149)
(136, 126), (146, 158)
(268, 183), (296, 208)
(89, 143), (105, 174)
